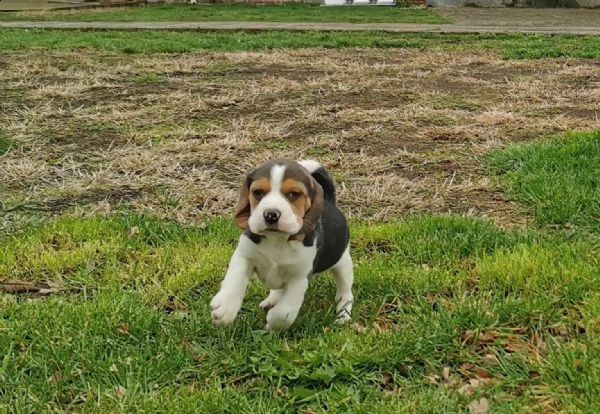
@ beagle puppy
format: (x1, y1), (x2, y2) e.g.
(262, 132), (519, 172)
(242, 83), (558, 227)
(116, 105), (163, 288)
(210, 158), (354, 331)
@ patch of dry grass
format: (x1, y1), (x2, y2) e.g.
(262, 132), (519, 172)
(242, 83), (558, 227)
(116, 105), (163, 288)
(1, 48), (599, 233)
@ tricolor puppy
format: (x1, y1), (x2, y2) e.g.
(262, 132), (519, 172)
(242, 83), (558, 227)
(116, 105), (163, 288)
(210, 158), (354, 331)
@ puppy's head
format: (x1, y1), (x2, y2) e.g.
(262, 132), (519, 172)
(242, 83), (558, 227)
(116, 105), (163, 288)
(234, 158), (323, 236)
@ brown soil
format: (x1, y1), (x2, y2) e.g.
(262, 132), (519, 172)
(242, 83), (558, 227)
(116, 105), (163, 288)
(1, 48), (599, 229)
(438, 8), (600, 29)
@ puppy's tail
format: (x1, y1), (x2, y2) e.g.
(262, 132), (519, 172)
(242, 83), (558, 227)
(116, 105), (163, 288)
(298, 160), (337, 204)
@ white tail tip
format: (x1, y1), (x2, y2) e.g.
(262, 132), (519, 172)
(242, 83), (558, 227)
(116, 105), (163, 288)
(298, 159), (322, 173)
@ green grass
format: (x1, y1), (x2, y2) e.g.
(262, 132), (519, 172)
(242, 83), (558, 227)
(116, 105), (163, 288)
(486, 131), (600, 232)
(1, 210), (600, 412)
(0, 3), (448, 24)
(0, 29), (599, 59)
(0, 132), (14, 156)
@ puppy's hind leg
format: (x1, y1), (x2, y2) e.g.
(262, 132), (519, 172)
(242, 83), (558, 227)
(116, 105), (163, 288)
(331, 247), (354, 324)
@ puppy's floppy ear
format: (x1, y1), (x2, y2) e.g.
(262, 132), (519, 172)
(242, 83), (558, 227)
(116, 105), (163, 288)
(234, 169), (254, 230)
(301, 177), (324, 233)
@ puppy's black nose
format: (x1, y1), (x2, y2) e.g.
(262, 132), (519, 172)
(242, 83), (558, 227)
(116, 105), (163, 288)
(263, 209), (281, 225)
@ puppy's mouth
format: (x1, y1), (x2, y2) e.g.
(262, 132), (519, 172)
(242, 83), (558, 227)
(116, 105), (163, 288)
(263, 225), (285, 234)
(260, 224), (295, 236)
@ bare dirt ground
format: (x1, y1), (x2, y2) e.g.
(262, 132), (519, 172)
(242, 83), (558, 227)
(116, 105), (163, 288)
(1, 48), (599, 231)
(438, 8), (600, 29)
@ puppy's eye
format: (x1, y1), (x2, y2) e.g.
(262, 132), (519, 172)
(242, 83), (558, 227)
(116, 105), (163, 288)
(286, 191), (301, 201)
(252, 189), (265, 199)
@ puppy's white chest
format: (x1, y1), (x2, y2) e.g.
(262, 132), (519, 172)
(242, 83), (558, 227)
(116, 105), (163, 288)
(253, 260), (289, 289)
(250, 239), (316, 289)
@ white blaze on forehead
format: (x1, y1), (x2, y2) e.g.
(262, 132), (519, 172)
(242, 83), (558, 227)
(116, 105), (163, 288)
(269, 164), (286, 194)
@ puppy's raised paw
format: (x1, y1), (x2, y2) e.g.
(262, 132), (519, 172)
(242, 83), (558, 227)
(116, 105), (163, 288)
(210, 290), (243, 325)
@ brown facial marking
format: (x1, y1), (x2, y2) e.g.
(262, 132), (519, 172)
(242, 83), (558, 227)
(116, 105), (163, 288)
(278, 159), (324, 236)
(234, 165), (272, 230)
(280, 178), (309, 218)
(249, 177), (271, 210)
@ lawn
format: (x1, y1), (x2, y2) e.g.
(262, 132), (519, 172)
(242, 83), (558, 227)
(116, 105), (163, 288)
(1, 29), (600, 412)
(486, 131), (600, 232)
(0, 3), (448, 24)
(1, 29), (600, 59)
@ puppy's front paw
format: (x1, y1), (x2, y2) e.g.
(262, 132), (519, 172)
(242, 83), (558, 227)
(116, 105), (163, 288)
(265, 305), (298, 331)
(210, 290), (242, 325)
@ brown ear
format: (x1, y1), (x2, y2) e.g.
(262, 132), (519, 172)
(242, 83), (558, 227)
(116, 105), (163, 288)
(302, 178), (324, 233)
(234, 170), (253, 230)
